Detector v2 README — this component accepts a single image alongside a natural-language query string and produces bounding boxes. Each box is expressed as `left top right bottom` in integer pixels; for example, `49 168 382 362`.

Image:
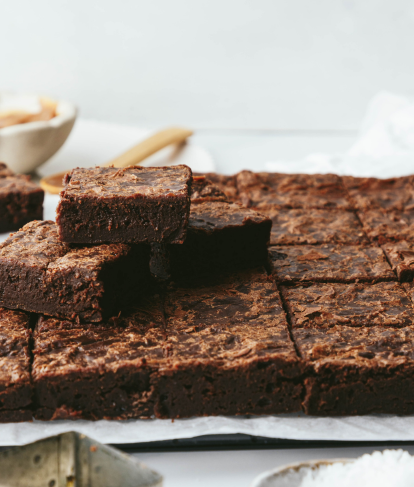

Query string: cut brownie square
196 172 239 202
0 308 32 422
156 269 304 418
32 294 166 420
270 244 394 283
0 172 43 233
343 176 414 211
0 220 150 322
282 281 414 329
358 209 414 244
382 241 414 282
56 165 192 244
261 208 367 246
169 201 272 278
236 171 351 210
293 325 414 415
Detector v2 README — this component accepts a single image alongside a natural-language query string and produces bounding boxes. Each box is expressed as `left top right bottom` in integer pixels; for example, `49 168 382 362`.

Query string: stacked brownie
2 164 414 421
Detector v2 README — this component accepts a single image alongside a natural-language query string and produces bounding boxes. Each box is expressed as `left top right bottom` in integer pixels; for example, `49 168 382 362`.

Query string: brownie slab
196 172 239 202
236 171 351 210
358 209 414 244
382 241 414 282
156 269 304 418
0 220 149 322
169 201 272 278
343 176 414 211
282 281 414 329
261 208 367 246
293 325 414 415
0 172 43 233
270 244 394 283
32 294 166 420
56 165 192 244
0 308 32 422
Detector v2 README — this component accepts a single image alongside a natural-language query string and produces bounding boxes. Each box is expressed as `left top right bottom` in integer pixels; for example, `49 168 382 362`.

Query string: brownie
190 175 227 203
282 281 414 329
0 220 150 322
343 176 414 211
0 172 43 233
56 165 192 244
156 269 304 418
236 171 351 210
0 308 32 422
32 294 166 420
270 244 395 283
382 241 414 282
261 208 367 246
169 201 272 278
196 172 239 202
358 209 414 244
293 325 414 415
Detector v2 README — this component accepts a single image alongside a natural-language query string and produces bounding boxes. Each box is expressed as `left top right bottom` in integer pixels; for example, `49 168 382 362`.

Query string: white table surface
38 128 407 486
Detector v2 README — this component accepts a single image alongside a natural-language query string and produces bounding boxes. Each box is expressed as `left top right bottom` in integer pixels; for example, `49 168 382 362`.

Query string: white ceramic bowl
250 458 354 487
0 94 77 173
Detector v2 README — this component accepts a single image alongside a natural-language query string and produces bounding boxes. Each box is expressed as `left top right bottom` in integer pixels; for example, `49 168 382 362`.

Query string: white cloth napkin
266 91 414 178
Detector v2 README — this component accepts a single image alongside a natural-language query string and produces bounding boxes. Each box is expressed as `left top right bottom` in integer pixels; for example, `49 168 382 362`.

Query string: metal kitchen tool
0 431 163 487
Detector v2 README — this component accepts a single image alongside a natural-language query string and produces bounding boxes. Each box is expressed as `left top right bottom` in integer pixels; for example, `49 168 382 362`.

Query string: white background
2 0 414 130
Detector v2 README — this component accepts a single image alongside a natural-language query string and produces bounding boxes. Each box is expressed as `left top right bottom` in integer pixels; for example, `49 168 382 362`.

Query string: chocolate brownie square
0 172 43 233
358 209 414 244
56 165 192 244
196 172 239 202
282 281 414 328
169 202 272 278
155 269 304 418
236 171 351 210
261 208 367 246
270 244 394 283
0 220 150 322
0 308 32 422
32 294 166 420
343 176 414 211
293 325 414 415
382 241 414 282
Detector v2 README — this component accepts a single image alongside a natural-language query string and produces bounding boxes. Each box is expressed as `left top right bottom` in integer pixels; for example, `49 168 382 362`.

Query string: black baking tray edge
114 434 414 453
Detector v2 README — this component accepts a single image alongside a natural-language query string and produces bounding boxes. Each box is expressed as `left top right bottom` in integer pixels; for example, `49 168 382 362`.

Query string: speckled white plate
250 459 354 487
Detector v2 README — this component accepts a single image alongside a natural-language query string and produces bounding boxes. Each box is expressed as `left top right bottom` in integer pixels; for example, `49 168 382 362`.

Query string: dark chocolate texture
358 209 414 244
0 220 149 322
270 244 394 283
196 172 239 202
56 165 192 244
382 241 414 282
236 171 351 210
157 269 303 418
0 308 32 422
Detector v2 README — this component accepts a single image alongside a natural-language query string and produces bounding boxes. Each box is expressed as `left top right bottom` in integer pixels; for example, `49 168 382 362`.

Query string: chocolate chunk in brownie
196 172 239 202
32 294 166 420
236 171 351 210
382 241 414 282
358 209 414 244
169 201 272 278
293 324 414 415
0 173 43 233
260 208 367 246
343 176 414 211
270 244 394 283
56 165 192 244
0 220 150 322
282 281 414 329
0 308 32 422
190 175 228 203
156 269 304 418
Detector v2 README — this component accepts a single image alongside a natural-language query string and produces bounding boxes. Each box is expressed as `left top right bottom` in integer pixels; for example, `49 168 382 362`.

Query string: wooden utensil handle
107 127 193 168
